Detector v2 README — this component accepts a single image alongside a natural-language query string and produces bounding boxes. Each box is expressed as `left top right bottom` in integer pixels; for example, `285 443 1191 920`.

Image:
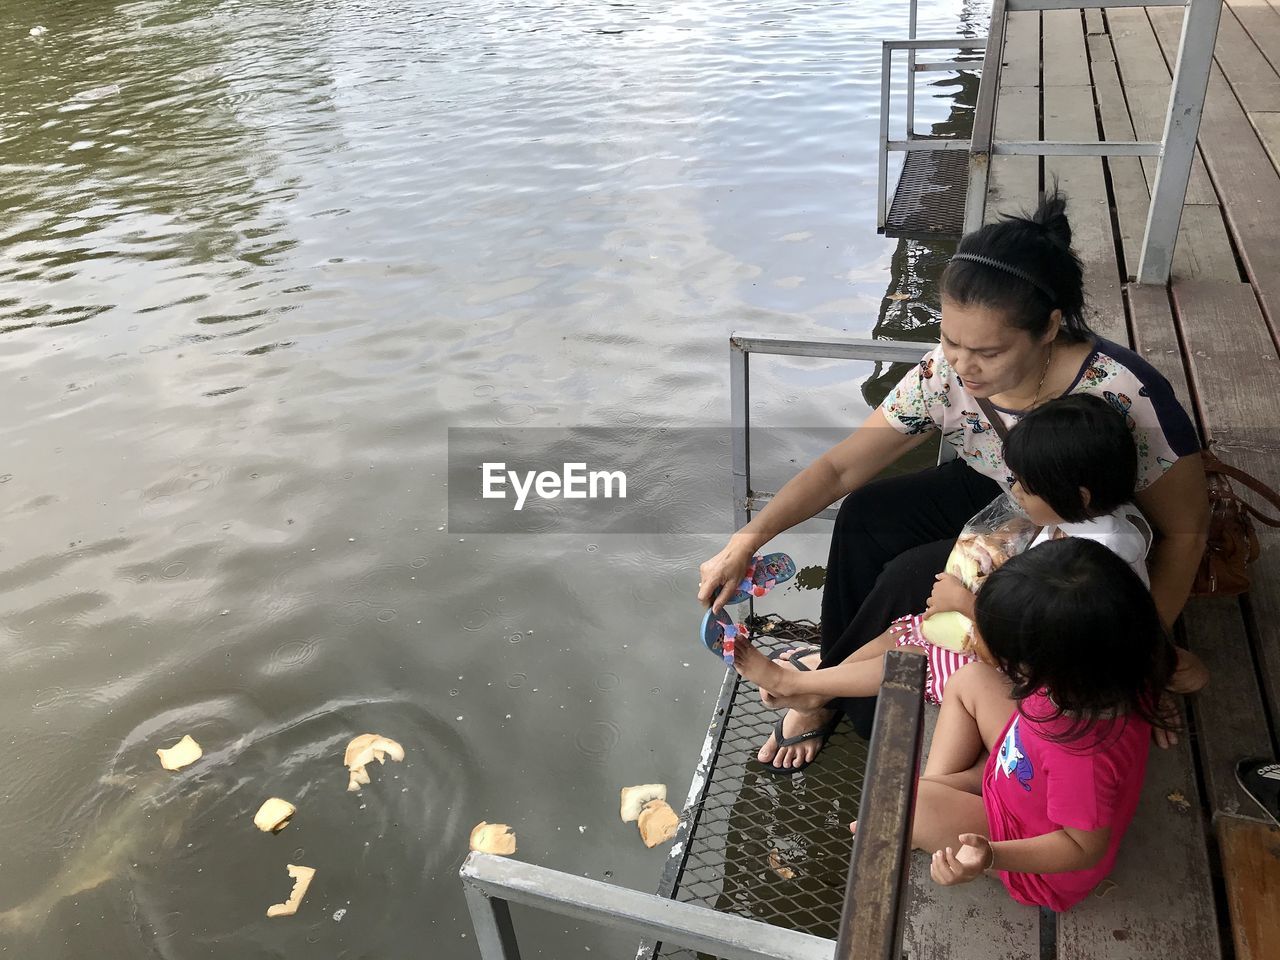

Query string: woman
697 191 1209 774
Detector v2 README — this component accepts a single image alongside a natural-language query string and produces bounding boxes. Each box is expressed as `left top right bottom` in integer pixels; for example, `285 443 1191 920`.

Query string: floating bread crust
637 799 679 848
344 734 405 792
619 783 667 823
767 849 797 880
470 821 517 855
253 798 297 833
266 864 316 918
156 735 203 771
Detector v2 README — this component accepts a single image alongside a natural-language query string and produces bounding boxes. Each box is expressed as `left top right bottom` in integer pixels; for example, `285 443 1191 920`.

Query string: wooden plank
1127 281 1198 418
1217 816 1280 960
1181 599 1273 819
1252 110 1280 174
1228 456 1280 727
1171 205 1240 282
1002 11 1041 88
988 86 1040 223
1226 0 1280 78
1146 14 1280 331
1043 9 1091 87
1171 280 1280 453
903 709 1040 960
1092 55 1236 281
1085 8 1106 36
1040 83 1109 245
1108 7 1217 204
1171 278 1280 815
1214 6 1280 114
1121 84 1218 205
1057 741 1220 960
1108 8 1170 83
1088 32 1115 63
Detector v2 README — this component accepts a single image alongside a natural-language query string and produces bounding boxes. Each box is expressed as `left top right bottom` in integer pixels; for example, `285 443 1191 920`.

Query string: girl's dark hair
974 538 1175 742
942 188 1091 342
1003 394 1137 523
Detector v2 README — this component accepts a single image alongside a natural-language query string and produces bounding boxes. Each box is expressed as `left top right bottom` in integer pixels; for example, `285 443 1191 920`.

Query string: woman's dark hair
974 538 1175 742
942 187 1091 342
1003 394 1137 523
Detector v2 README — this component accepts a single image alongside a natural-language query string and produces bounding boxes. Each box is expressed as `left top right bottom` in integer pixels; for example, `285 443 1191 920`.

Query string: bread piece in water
619 784 666 822
156 735 203 771
253 798 297 833
470 821 517 855
637 799 679 847
344 734 404 792
266 864 316 918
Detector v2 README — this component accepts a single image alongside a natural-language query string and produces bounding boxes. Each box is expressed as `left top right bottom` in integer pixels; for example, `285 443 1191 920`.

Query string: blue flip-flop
726 553 797 605
700 607 744 665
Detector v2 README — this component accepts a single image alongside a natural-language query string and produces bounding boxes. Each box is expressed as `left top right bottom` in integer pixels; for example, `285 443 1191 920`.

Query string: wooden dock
980 3 1280 957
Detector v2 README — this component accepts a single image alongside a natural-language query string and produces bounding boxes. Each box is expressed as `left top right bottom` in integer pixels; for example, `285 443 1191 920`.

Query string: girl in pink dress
903 536 1200 911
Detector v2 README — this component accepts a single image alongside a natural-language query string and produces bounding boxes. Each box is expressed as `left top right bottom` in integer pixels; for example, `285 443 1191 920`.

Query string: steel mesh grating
650 615 869 960
884 149 969 240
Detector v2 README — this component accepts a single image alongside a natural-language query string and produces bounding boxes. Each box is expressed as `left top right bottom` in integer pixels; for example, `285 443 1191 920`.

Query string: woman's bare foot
756 705 836 769
849 819 858 836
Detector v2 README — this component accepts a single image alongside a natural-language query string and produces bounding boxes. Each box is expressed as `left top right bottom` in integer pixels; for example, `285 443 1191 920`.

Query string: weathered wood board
1217 816 1280 960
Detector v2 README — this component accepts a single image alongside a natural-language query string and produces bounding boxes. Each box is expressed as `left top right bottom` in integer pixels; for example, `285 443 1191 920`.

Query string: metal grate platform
884 149 969 240
642 616 869 960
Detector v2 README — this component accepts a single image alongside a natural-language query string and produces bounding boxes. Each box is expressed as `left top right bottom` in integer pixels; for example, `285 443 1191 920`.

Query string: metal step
884 149 969 240
641 615 870 960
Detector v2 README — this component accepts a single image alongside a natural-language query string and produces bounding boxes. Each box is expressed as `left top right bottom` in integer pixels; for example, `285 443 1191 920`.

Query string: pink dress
983 692 1151 912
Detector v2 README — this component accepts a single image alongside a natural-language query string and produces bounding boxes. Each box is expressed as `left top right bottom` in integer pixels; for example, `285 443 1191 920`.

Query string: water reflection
0 1 975 956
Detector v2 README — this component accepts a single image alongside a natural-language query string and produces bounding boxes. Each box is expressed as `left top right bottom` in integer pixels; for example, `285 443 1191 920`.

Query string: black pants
819 458 1002 738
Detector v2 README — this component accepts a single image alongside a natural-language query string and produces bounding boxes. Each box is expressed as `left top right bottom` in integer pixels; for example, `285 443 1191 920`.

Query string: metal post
464 882 523 960
1136 0 1223 284
906 0 919 137
835 651 927 960
878 41 894 229
729 340 750 532
964 0 1009 233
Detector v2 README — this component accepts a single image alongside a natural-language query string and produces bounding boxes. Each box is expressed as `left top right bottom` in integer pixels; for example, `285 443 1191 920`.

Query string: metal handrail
729 334 929 530
880 0 1222 284
459 651 927 960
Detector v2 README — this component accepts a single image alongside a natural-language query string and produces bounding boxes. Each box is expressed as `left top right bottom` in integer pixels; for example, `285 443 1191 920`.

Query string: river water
0 1 979 956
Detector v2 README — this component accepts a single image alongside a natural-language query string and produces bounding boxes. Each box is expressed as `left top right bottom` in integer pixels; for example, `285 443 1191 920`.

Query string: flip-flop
759 711 841 776
767 645 822 672
700 607 747 666
1236 757 1280 826
727 553 797 605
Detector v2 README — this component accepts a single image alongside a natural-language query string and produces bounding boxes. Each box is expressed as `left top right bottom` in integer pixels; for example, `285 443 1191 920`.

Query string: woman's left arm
1135 453 1209 628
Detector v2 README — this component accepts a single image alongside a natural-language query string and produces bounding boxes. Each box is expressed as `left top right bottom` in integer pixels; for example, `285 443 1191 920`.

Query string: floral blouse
880 338 1200 490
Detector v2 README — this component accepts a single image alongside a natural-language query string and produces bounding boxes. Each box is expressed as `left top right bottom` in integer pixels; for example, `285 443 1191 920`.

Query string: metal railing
729 334 934 531
878 0 1224 284
460 651 926 960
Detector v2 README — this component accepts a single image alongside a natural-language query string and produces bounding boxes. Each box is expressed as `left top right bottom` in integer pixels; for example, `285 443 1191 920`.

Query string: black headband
950 253 1056 302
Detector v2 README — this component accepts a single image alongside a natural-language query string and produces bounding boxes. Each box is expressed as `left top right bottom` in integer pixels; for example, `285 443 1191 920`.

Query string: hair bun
1031 189 1073 250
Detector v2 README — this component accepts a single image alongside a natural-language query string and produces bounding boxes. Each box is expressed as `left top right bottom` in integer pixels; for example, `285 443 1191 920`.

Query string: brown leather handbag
1192 451 1280 597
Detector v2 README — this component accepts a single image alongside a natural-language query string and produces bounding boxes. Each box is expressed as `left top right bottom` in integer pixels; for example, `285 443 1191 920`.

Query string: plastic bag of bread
922 495 1039 652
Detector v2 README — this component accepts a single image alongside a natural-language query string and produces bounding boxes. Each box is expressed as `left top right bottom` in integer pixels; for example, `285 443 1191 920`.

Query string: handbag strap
1203 450 1280 528
975 396 1011 443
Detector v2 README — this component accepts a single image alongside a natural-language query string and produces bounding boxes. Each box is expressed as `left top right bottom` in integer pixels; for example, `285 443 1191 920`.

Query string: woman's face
939 297 1052 398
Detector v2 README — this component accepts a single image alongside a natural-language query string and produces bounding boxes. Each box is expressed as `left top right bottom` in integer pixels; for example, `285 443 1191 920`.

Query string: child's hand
930 834 993 886
924 573 976 621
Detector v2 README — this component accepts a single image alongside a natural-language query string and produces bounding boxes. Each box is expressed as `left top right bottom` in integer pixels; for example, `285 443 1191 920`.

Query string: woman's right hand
698 535 758 611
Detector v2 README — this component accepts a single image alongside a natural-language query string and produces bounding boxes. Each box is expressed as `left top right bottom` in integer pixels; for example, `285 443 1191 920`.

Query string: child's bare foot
758 647 822 708
849 820 858 836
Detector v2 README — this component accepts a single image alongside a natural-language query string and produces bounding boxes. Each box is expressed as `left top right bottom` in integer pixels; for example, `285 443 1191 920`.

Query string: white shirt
1029 504 1152 587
